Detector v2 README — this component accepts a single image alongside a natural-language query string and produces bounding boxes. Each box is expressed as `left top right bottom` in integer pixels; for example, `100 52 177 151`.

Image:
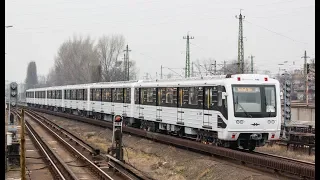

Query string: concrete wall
282 106 315 123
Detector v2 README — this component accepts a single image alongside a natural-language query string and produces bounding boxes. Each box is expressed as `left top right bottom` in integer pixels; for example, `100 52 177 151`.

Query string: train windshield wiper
235 96 252 118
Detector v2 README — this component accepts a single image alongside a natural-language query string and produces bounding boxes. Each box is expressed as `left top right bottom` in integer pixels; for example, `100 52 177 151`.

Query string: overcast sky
5 0 315 83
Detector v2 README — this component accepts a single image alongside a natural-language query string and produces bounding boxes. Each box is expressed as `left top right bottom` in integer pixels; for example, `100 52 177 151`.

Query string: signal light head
114 115 122 122
264 77 268 81
237 77 241 81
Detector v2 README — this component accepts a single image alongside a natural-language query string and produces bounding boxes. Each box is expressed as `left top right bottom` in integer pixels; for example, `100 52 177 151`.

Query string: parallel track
23 106 315 179
15 108 150 180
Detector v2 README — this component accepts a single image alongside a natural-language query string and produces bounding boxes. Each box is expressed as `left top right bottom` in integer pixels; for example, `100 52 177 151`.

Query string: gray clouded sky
5 0 315 83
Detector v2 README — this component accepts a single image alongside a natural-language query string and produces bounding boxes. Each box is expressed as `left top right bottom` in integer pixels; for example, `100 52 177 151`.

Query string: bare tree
25 61 38 89
95 35 138 82
194 58 257 77
47 35 99 86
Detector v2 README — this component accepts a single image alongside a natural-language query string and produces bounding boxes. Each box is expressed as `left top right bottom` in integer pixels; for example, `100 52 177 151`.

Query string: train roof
26 74 278 91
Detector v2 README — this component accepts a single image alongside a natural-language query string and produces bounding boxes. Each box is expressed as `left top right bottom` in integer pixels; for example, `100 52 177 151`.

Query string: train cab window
124 88 131 103
135 88 140 104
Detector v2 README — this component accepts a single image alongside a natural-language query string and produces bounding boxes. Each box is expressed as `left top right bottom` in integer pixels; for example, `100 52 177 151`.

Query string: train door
156 88 164 122
203 86 218 128
133 88 139 118
123 88 130 117
139 88 145 119
177 87 186 125
111 89 115 115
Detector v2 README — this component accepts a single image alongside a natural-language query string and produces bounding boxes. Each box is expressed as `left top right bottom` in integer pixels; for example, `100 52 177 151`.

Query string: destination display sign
234 87 259 92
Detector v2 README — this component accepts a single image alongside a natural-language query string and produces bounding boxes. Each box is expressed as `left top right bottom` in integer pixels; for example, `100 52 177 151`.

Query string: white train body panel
26 74 281 144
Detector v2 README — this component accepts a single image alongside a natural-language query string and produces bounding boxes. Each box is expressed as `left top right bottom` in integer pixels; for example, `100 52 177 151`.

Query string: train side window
158 87 177 107
135 88 140 104
158 88 166 106
106 89 111 102
74 90 77 100
147 88 153 103
84 89 87 100
178 87 203 109
188 87 198 105
112 88 123 103
90 89 93 101
93 88 101 101
124 88 131 103
102 89 106 101
117 88 123 102
77 89 83 100
66 90 70 100
141 88 155 105
102 89 111 102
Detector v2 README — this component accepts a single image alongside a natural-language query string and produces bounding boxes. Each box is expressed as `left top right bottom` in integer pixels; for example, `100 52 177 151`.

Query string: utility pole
248 55 255 74
191 62 194 77
236 10 245 74
183 33 194 78
223 60 226 75
122 53 126 81
160 65 163 79
20 109 26 180
123 45 131 81
301 50 309 104
214 60 217 75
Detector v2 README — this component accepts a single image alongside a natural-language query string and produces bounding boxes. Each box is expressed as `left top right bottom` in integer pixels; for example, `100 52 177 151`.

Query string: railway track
14 108 151 180
23 106 315 180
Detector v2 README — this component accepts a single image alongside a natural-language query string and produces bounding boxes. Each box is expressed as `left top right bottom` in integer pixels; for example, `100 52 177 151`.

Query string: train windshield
232 85 276 118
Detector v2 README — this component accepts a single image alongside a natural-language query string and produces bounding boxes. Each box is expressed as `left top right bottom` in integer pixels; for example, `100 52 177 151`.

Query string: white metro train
26 74 281 150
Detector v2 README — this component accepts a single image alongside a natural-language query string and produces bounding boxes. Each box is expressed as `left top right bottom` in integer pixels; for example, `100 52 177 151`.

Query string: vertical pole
306 79 309 106
236 10 245 74
183 33 194 78
20 109 26 180
301 50 309 103
282 75 286 138
251 55 253 73
5 102 7 172
214 60 217 75
223 60 226 75
160 65 163 79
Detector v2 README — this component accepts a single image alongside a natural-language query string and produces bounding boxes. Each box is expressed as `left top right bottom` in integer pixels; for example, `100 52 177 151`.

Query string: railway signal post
282 73 291 138
8 82 18 138
109 115 124 161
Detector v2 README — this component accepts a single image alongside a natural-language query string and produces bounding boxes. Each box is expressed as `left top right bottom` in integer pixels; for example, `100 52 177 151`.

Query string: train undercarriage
28 103 268 151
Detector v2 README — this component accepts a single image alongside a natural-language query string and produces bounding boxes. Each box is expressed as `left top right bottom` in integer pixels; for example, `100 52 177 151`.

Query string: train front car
223 74 281 151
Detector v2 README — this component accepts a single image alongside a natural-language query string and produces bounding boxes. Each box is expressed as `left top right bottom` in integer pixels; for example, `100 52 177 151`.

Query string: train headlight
239 120 244 124
267 120 271 124
236 120 240 124
271 120 275 124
